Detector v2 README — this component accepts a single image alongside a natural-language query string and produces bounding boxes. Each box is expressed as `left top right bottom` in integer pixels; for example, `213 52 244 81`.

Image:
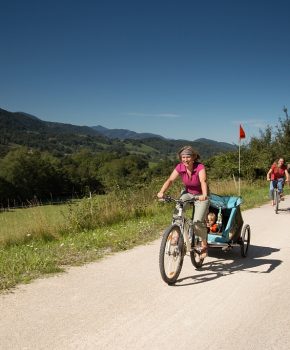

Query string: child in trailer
206 212 219 234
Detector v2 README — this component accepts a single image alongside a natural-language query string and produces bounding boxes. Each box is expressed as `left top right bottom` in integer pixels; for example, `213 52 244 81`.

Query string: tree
0 147 69 202
62 149 105 195
98 155 150 190
274 111 290 159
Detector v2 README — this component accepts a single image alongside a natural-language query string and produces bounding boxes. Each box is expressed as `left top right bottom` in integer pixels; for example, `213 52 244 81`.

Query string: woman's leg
277 178 284 194
193 199 209 253
269 180 275 205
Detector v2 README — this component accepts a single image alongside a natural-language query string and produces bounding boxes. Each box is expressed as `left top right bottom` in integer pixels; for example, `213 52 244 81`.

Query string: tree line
0 147 174 207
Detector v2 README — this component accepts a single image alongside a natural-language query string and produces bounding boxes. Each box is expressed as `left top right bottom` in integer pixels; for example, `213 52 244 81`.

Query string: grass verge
0 214 168 291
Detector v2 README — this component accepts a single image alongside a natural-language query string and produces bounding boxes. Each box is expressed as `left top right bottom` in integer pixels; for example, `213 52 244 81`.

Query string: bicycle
271 179 285 214
159 195 205 285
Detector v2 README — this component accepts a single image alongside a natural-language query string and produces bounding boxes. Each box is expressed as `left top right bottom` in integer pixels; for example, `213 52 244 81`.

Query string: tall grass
0 203 69 246
65 186 163 232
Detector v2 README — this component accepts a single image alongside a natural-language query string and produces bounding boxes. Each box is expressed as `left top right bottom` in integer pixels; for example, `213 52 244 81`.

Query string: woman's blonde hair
177 145 200 161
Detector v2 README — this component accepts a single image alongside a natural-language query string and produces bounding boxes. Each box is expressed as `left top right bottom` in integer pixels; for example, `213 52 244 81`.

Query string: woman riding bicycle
157 146 209 258
267 157 289 206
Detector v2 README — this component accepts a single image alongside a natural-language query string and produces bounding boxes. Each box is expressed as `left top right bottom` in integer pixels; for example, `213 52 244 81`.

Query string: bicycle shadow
174 244 282 286
277 207 290 213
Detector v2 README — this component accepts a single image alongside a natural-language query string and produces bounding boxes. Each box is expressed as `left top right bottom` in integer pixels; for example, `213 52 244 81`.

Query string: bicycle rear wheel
240 224 251 257
159 225 184 285
190 233 204 268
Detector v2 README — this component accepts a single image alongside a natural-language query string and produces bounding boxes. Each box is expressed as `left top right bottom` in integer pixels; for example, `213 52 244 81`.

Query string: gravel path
1 196 290 350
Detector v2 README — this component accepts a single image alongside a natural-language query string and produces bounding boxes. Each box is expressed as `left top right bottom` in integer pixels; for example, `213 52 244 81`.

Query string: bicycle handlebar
161 195 199 204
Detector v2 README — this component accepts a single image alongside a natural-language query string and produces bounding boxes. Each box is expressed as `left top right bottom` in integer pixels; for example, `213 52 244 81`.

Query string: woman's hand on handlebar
157 192 164 199
198 195 208 201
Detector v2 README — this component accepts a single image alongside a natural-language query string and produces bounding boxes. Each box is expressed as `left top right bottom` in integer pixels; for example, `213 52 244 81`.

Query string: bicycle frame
271 180 282 213
173 202 194 254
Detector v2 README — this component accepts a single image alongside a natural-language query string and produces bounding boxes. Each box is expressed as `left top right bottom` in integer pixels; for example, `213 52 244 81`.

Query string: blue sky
1 0 290 143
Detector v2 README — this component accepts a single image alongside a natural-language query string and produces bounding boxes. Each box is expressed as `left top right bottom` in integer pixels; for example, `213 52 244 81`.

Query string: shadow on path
175 244 282 287
277 206 290 213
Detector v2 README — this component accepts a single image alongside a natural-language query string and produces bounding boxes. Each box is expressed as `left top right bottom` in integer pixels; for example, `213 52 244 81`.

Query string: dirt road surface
1 197 290 350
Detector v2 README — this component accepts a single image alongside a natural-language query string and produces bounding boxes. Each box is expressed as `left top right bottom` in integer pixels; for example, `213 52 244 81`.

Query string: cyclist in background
267 158 289 206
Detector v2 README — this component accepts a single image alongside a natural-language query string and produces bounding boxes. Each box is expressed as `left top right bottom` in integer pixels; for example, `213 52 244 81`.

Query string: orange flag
239 124 246 139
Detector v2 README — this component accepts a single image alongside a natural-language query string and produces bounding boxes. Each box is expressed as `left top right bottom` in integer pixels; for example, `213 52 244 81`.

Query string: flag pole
238 137 241 196
238 124 246 197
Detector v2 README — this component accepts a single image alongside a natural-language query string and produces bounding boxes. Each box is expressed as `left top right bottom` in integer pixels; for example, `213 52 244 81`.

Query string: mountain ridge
0 107 236 158
92 125 167 140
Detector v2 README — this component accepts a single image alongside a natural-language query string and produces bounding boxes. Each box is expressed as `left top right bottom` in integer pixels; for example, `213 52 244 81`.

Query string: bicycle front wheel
274 189 279 214
159 225 184 285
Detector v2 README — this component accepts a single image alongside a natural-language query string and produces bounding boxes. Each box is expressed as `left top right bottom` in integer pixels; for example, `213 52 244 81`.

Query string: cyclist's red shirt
175 162 204 195
271 163 287 180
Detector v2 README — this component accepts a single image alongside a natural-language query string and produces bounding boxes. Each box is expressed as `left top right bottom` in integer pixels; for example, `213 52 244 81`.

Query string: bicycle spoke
164 230 181 276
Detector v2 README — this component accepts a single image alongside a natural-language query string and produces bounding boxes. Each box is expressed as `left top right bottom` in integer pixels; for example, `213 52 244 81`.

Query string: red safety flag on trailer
239 124 246 139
